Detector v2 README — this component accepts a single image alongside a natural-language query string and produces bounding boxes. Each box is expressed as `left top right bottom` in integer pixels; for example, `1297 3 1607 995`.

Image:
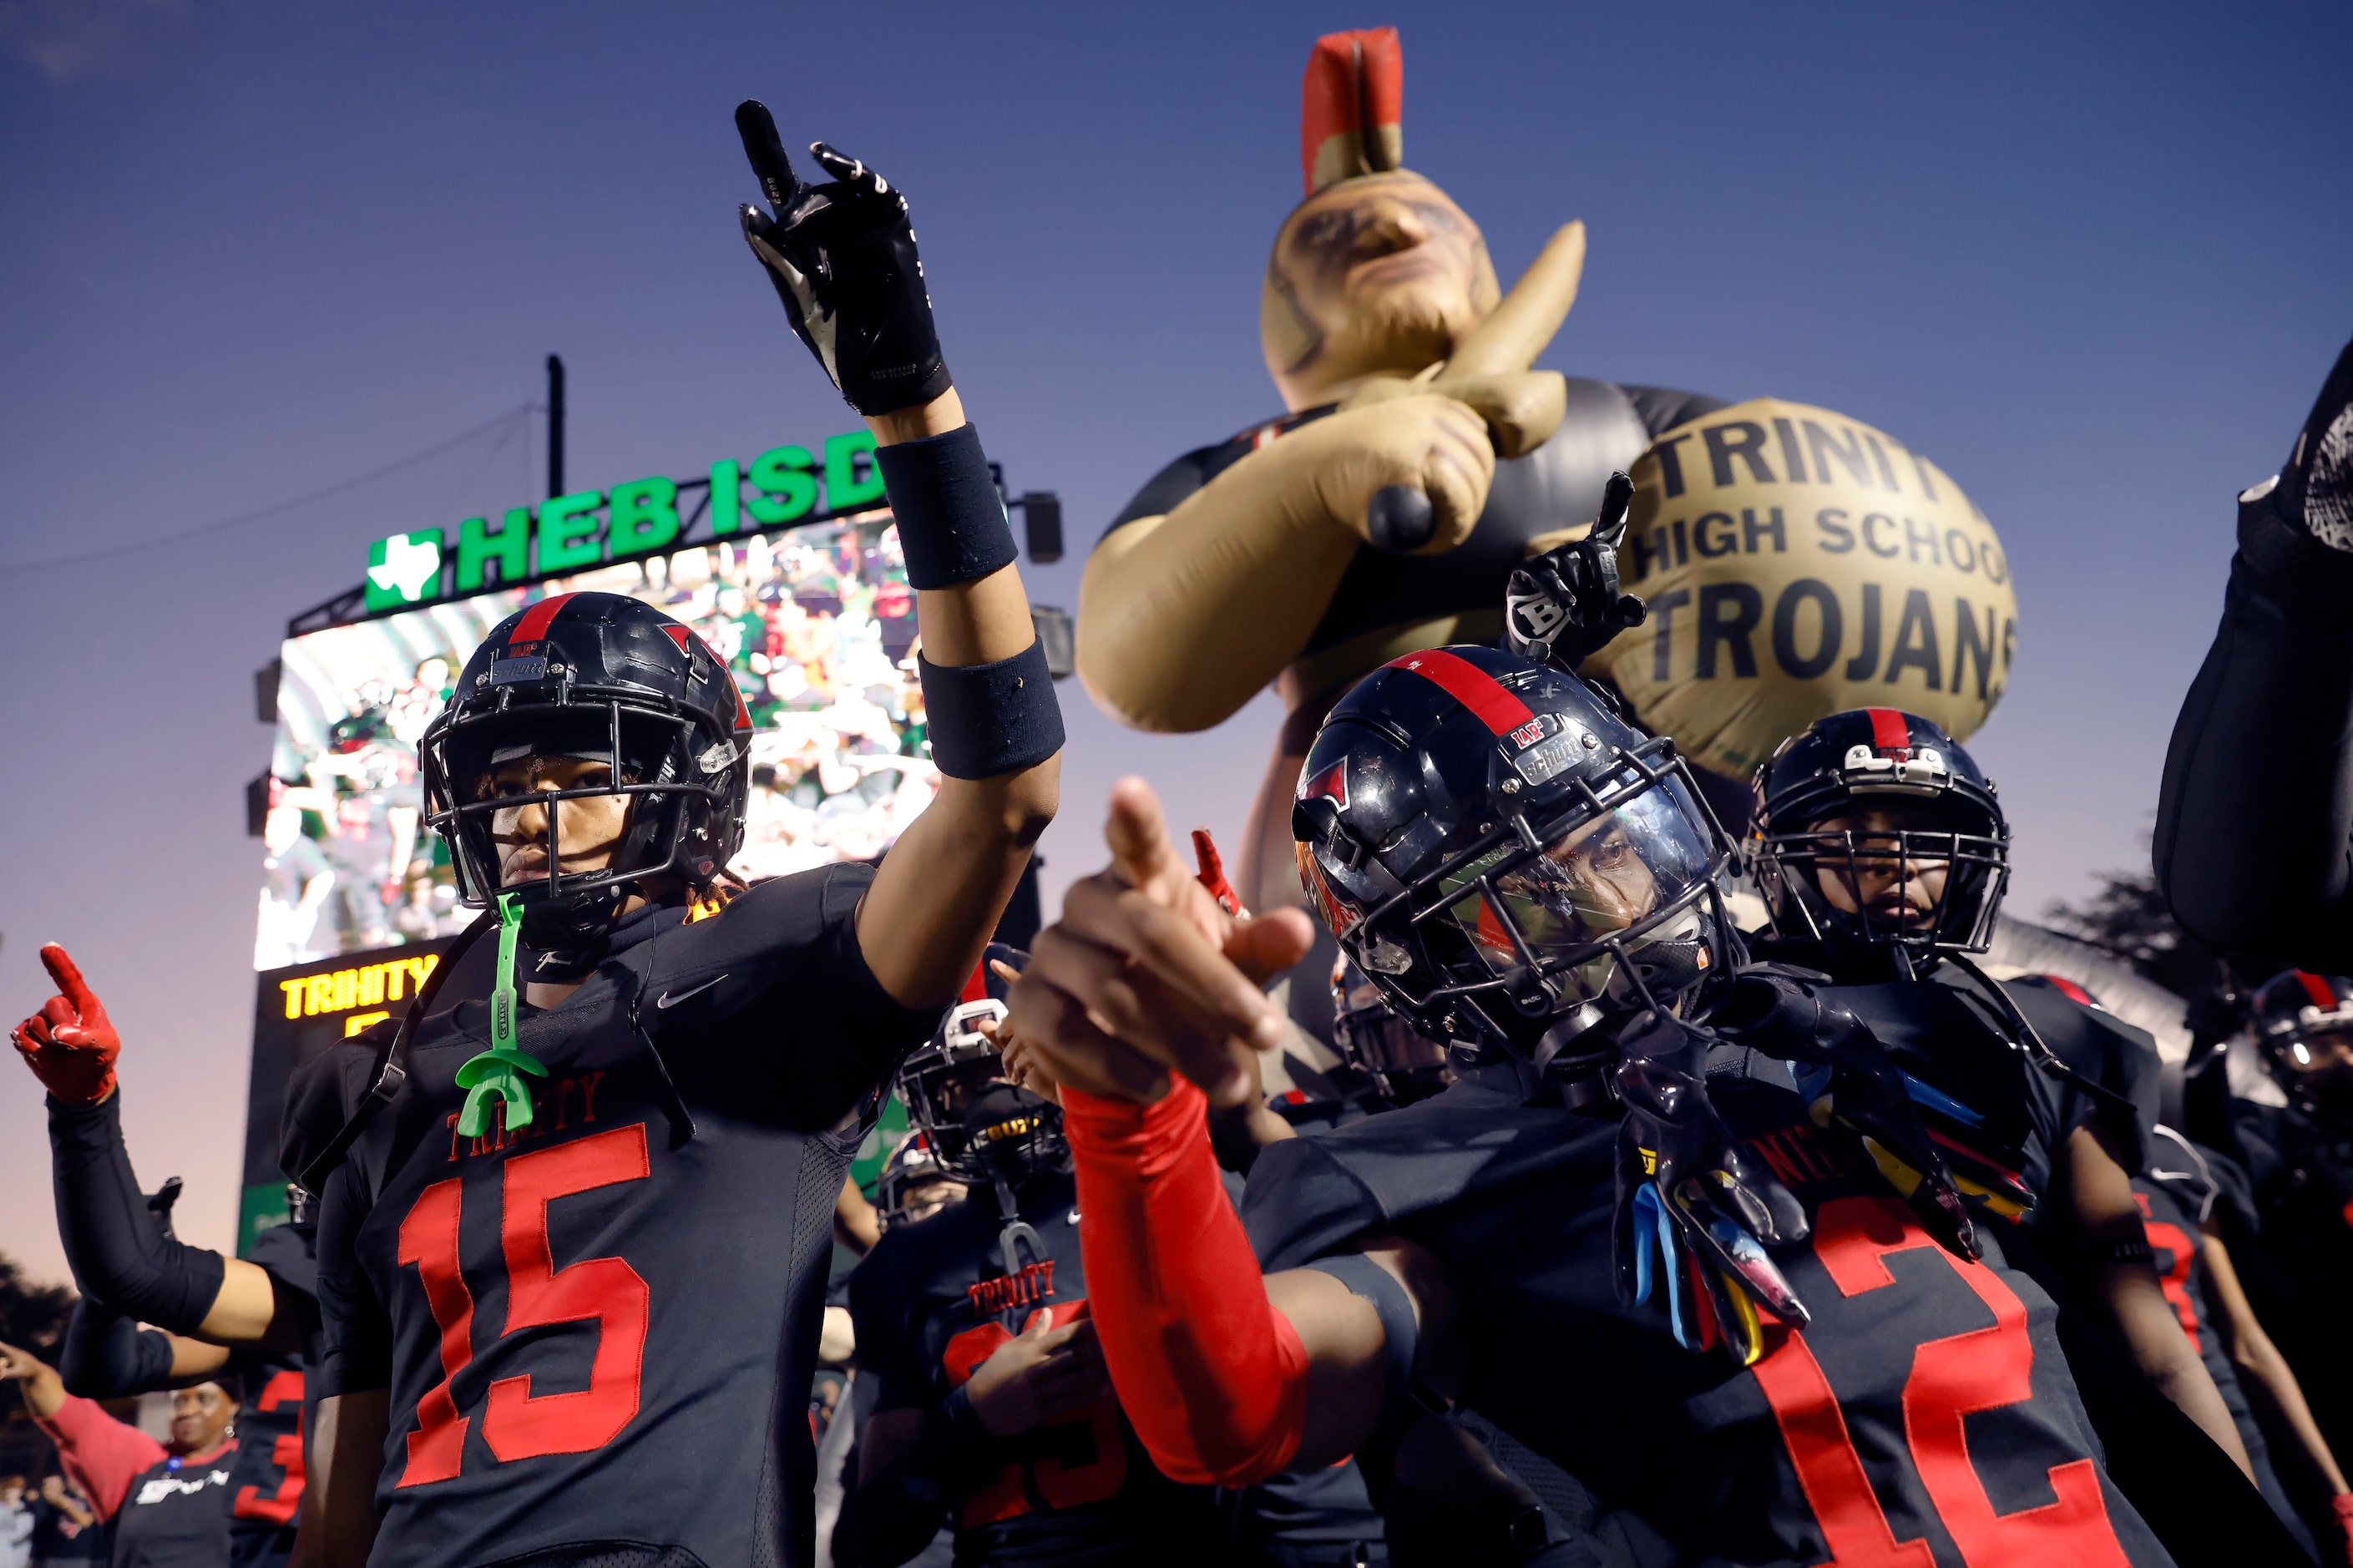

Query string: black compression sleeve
836 1403 956 1568
2154 493 2353 964
48 1093 225 1333
59 1298 175 1399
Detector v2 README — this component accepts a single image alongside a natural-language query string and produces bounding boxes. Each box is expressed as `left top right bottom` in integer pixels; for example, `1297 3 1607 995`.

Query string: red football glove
2331 1492 2353 1566
1192 828 1246 918
12 944 122 1105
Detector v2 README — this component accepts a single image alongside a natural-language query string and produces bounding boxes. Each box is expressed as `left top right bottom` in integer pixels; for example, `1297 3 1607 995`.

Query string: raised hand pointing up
12 944 122 1105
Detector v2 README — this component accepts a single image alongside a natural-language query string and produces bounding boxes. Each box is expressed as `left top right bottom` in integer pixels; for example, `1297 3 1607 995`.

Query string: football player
843 954 1387 1568
12 944 314 1565
2158 335 2353 966
839 949 1224 1566
2210 973 2353 1538
1006 641 2187 1565
291 105 1063 1568
1743 711 2316 1562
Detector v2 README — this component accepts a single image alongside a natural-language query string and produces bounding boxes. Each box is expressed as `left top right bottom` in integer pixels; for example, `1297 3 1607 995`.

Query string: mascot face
1262 170 1500 407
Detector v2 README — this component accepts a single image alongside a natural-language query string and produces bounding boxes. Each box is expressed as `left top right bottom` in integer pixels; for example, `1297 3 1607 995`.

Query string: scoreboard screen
260 513 930 970
242 508 938 1249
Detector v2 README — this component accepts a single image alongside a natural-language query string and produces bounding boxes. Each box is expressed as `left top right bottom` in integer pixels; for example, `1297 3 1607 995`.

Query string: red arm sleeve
36 1393 166 1522
1062 1078 1309 1486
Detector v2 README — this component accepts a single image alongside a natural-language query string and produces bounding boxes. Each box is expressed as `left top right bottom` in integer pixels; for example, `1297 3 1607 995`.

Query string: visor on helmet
1438 770 1721 1009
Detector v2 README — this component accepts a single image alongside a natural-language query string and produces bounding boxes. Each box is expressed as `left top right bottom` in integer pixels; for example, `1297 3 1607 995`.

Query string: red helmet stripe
1865 708 1911 755
1386 650 1535 736
2038 974 2093 1006
2298 972 2340 1009
959 959 992 1005
662 625 693 653
512 592 579 645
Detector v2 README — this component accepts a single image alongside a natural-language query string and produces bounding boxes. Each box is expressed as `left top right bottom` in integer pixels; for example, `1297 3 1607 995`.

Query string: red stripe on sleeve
511 593 579 645
1865 709 1911 755
1386 650 1535 736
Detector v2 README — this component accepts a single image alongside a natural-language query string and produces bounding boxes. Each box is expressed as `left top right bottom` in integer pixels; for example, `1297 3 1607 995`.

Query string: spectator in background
28 1477 100 1568
0 1343 239 1568
1 1476 33 1568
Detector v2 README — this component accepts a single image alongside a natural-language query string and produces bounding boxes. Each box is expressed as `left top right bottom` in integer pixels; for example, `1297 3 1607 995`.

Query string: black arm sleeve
58 1298 175 1399
2155 485 2353 967
310 1156 392 1399
48 1092 225 1333
834 1412 956 1568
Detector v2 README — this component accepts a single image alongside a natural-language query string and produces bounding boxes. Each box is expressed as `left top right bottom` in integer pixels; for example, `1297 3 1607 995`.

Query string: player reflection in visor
1447 779 1715 996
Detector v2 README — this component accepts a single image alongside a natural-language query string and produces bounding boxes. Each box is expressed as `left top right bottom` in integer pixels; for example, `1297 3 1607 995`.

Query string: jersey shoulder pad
243 1218 319 1303
277 1023 397 1188
1242 1081 1602 1270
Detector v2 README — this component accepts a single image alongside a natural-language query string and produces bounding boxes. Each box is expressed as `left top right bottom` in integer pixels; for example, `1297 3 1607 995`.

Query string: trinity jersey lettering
307 865 935 1568
850 1171 1220 1565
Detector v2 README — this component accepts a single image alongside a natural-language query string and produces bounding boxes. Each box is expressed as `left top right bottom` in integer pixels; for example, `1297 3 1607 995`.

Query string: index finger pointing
733 99 800 215
38 945 95 1016
1103 777 1185 895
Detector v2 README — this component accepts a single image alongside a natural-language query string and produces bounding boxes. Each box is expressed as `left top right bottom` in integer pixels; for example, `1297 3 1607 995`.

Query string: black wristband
877 423 1017 589
919 640 1064 780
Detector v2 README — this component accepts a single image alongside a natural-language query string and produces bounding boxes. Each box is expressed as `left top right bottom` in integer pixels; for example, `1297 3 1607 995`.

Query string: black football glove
734 101 952 417
2274 335 2353 552
1612 1010 1809 1364
1504 470 1647 666
1710 964 1982 1262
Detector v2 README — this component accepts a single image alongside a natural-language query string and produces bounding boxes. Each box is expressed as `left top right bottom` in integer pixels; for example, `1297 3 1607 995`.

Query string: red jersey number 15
394 1123 652 1485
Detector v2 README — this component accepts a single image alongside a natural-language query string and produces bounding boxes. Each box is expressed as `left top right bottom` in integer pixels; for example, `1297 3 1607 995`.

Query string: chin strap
457 893 549 1137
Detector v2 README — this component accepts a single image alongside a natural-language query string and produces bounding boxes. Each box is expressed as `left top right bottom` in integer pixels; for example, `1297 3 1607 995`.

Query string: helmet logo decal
1298 759 1349 810
1386 649 1535 736
1508 718 1545 749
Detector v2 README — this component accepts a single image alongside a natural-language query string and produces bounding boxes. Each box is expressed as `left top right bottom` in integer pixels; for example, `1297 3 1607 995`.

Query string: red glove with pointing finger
12 944 122 1105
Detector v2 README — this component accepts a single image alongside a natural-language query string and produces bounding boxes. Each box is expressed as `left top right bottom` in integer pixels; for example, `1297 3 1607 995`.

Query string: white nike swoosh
655 974 727 1009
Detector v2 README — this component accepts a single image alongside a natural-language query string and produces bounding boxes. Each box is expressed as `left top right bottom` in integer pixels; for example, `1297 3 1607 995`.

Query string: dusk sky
1 0 2345 1284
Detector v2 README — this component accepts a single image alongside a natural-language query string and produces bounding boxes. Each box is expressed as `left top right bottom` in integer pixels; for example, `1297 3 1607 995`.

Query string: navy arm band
918 640 1064 779
876 422 1018 589
1303 1252 1419 1436
49 1093 226 1333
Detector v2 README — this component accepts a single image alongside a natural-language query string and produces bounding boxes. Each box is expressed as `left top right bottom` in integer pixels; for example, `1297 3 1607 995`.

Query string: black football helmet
872 1133 963 1227
896 946 1068 1186
1329 958 1455 1107
419 591 753 948
2250 970 2353 1115
1293 645 1737 1072
1748 709 2007 968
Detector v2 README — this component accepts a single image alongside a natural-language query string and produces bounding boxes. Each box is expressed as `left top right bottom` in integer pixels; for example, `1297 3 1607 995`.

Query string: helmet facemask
1309 736 1738 1068
423 697 741 950
2253 975 2353 1120
1755 801 2006 969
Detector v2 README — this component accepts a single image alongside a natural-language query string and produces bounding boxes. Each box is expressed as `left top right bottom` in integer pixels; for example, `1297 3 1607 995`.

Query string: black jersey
1242 1061 2173 1566
1101 382 1723 665
2132 1130 2312 1550
306 865 935 1568
224 1222 315 1564
849 1169 1221 1565
2227 1096 2353 1465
